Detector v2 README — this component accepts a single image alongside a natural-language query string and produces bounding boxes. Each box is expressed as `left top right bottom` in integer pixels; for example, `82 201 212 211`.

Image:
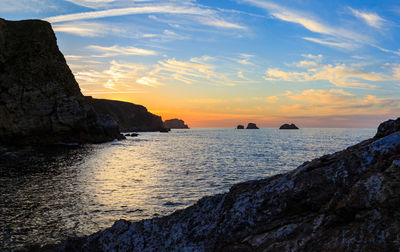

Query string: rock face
0 19 123 145
164 119 189 129
237 125 244 129
280 123 299 129
91 98 166 132
246 123 259 129
55 118 400 251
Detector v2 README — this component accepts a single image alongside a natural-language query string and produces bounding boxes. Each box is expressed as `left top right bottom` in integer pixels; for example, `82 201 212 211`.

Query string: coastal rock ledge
49 122 400 251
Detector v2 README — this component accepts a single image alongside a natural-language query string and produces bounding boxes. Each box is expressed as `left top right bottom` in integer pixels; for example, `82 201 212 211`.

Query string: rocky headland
164 118 189 129
0 18 123 145
279 123 299 129
91 98 167 132
50 119 400 250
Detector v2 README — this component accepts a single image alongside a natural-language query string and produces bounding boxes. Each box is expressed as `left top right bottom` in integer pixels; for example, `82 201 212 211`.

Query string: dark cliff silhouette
91 98 167 132
0 18 123 145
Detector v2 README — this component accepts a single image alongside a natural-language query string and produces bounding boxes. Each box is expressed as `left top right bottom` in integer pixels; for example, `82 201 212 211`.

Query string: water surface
0 128 375 249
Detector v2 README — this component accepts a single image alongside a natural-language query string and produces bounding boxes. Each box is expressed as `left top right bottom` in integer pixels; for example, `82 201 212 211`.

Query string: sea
0 128 375 249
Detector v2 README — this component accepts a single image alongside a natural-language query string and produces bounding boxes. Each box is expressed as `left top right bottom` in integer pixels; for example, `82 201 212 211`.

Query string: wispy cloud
237 53 255 65
88 45 157 56
148 58 218 85
282 89 400 116
242 0 371 49
263 54 393 88
44 3 245 30
349 7 385 29
303 37 354 49
197 17 247 30
71 60 152 91
65 0 119 9
136 77 160 87
52 21 125 37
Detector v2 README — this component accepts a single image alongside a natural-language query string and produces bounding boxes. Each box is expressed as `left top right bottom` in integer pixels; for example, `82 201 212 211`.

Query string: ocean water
0 128 375 249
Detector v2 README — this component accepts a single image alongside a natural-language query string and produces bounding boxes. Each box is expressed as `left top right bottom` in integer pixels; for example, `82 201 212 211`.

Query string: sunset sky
2 0 400 127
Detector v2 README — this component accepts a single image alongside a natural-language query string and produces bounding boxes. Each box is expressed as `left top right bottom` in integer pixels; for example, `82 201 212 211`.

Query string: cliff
0 18 123 145
91 98 166 132
164 118 189 129
54 118 400 251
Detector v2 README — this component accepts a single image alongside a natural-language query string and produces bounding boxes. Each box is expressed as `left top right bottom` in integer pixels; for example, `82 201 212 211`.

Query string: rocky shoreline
36 118 399 251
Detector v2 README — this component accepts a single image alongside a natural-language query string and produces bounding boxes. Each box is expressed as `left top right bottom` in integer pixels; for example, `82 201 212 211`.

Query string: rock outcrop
91 98 166 132
279 123 299 129
0 18 123 145
237 125 244 129
54 118 400 251
246 123 259 129
164 119 189 129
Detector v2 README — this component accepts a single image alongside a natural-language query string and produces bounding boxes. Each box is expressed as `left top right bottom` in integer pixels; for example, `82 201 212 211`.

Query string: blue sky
1 0 400 127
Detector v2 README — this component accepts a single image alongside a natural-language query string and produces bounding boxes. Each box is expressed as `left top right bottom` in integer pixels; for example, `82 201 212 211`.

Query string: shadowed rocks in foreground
53 119 400 250
0 18 123 145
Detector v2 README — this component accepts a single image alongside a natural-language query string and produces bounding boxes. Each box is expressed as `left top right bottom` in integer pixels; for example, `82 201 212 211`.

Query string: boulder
0 18 123 145
279 123 299 129
246 123 259 129
236 125 244 129
54 117 400 251
164 119 189 129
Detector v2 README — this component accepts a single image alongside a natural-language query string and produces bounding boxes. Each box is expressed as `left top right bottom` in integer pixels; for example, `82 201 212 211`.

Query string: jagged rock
236 125 244 129
91 98 166 132
374 117 400 139
279 123 299 129
164 119 189 129
53 117 400 251
0 18 123 145
246 123 259 129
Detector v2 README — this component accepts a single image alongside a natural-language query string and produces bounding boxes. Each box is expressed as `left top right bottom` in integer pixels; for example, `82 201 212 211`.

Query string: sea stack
236 125 244 129
164 119 189 129
0 18 123 145
279 123 299 129
246 123 259 129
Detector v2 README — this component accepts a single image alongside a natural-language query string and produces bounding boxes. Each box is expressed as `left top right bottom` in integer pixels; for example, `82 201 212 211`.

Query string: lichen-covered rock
53 118 400 251
164 118 189 129
0 19 123 145
91 98 166 132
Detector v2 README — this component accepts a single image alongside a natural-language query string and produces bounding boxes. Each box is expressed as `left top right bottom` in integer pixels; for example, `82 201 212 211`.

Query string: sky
1 0 400 128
